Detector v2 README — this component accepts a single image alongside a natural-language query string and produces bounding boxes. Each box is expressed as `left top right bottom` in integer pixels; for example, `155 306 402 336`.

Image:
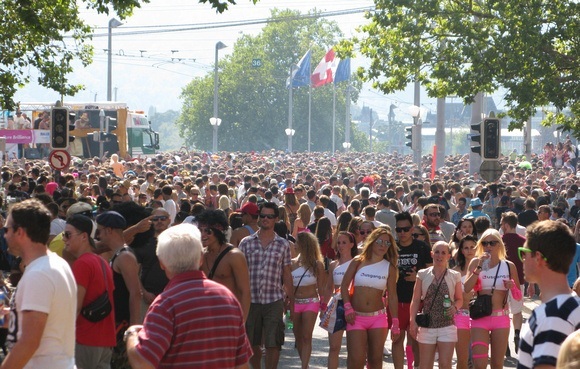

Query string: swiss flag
311 49 340 88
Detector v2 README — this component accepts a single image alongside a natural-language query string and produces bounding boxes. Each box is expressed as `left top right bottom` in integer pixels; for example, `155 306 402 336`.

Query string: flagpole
308 64 312 153
345 82 351 151
288 65 294 152
332 84 336 153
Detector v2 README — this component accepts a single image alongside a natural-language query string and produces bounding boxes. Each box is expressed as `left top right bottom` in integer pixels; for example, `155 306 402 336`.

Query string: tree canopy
0 0 258 111
343 0 579 136
177 9 362 152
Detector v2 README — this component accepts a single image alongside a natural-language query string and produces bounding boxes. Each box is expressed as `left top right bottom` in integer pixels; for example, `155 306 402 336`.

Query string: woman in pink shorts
341 227 400 369
453 235 477 369
464 229 521 369
291 232 326 369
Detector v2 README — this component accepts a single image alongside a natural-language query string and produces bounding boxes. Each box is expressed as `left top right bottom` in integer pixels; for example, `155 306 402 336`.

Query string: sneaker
383 346 391 356
514 336 520 354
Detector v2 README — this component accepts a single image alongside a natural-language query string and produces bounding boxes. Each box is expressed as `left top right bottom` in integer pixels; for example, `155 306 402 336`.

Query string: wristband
391 318 400 334
473 270 480 275
344 302 354 316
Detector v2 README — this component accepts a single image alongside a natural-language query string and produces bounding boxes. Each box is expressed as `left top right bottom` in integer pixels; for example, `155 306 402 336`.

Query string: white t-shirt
164 198 177 223
8 252 77 369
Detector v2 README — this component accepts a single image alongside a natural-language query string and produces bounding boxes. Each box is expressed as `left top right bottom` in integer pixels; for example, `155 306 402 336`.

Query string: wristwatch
123 326 142 342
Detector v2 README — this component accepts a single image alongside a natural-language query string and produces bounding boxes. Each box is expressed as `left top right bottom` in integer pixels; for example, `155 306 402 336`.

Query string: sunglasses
481 240 499 247
375 239 391 247
395 226 411 233
427 212 441 217
359 230 372 235
63 231 81 239
191 193 200 196
259 214 276 219
152 216 168 222
518 247 548 262
198 227 214 235
412 233 423 239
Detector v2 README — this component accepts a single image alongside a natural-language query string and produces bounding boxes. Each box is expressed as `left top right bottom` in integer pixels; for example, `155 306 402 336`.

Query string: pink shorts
454 309 471 330
470 309 510 330
294 301 319 314
347 310 389 331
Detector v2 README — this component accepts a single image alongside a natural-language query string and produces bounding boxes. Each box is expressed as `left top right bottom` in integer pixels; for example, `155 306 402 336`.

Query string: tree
1 0 258 111
177 9 361 152
342 0 579 136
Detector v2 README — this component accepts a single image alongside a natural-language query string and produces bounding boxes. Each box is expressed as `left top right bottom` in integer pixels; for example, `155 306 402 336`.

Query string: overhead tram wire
77 6 374 38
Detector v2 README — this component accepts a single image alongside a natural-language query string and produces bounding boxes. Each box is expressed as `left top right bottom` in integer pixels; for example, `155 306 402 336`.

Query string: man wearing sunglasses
239 202 293 369
390 211 433 369
517 220 580 369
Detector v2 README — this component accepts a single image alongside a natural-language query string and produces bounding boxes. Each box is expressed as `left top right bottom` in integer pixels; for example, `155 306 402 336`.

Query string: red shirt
72 253 116 347
135 270 252 368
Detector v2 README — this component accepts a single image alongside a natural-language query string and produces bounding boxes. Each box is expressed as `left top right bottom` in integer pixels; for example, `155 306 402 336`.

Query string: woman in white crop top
323 231 357 369
463 229 521 369
340 227 400 369
290 232 325 369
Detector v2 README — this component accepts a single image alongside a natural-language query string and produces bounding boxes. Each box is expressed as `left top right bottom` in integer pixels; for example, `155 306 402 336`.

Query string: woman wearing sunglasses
324 231 357 369
452 235 478 369
463 229 521 369
291 232 326 369
409 241 463 369
341 228 399 369
413 225 432 247
357 220 376 252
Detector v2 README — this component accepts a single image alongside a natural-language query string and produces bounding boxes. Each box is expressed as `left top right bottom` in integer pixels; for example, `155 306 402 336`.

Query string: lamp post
285 128 295 152
107 18 122 101
211 41 227 152
342 141 351 152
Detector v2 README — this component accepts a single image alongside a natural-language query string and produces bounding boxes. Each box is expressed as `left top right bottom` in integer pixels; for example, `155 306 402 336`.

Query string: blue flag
286 50 311 88
334 58 351 84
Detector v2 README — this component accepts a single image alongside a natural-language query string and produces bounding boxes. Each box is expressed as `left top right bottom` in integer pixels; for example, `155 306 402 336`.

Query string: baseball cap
67 202 93 217
240 202 260 216
96 211 127 229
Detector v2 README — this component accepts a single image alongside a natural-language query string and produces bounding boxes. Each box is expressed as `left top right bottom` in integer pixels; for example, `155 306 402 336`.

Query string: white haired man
125 223 252 368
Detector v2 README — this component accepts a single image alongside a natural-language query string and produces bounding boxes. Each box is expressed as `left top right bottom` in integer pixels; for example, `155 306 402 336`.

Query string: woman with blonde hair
284 187 300 231
291 232 326 369
464 229 521 369
410 241 463 369
341 228 400 369
557 328 580 369
278 205 291 232
292 203 312 238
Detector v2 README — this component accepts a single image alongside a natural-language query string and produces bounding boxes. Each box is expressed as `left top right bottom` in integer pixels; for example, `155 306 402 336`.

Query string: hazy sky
14 0 502 122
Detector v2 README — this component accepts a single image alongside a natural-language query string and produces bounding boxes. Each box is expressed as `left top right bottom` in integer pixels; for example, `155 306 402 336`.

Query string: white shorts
508 284 524 314
417 325 458 345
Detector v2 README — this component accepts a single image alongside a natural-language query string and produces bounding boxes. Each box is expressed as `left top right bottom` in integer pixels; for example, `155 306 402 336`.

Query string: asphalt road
275 297 541 369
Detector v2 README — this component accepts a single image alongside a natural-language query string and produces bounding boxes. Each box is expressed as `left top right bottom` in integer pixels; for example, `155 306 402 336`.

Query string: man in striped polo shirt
125 223 252 369
517 221 580 369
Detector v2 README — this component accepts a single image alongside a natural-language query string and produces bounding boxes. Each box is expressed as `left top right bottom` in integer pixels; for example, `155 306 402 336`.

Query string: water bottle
0 291 5 325
285 310 293 330
443 294 452 318
482 252 491 271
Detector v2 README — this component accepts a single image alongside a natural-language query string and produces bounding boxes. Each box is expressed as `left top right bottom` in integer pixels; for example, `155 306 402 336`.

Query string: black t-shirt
396 239 433 303
518 209 538 227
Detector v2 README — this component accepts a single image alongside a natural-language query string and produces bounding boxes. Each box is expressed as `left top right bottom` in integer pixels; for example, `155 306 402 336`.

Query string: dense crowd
0 145 579 369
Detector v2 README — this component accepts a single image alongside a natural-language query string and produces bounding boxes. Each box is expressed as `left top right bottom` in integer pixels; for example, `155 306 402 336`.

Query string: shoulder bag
416 269 447 328
81 257 113 323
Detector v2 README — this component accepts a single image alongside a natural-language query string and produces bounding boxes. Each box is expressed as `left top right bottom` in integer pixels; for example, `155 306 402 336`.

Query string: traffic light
405 125 419 150
483 118 500 159
51 107 69 149
470 121 482 155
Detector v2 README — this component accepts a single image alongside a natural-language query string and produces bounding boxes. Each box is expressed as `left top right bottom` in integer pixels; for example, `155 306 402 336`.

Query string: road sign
49 149 71 171
479 159 502 182
252 58 262 68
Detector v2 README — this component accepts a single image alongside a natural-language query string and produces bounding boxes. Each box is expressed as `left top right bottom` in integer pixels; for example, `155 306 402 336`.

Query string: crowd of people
0 145 578 369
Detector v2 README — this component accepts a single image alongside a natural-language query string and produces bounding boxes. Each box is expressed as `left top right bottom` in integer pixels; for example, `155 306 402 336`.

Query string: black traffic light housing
483 118 500 159
405 125 419 150
470 122 482 155
405 126 413 148
51 108 69 149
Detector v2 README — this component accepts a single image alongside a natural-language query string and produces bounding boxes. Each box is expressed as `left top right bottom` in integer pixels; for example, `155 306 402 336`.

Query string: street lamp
107 18 122 101
211 41 227 152
209 117 222 152
342 142 351 152
285 128 295 152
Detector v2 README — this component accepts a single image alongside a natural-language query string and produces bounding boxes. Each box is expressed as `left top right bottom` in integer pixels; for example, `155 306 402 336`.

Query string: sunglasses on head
481 240 499 247
395 226 411 233
259 214 276 219
152 216 168 222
